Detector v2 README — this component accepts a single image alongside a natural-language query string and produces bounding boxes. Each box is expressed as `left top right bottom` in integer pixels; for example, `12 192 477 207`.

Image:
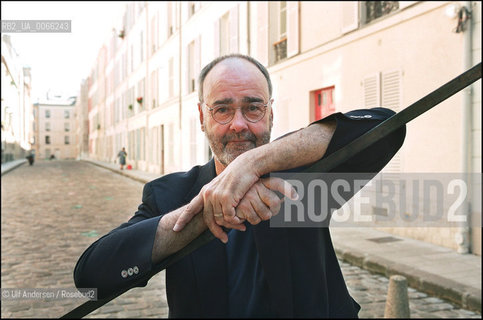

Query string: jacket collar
183 158 216 203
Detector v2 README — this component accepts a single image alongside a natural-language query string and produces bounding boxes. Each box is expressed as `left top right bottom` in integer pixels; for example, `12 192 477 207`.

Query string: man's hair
198 54 272 102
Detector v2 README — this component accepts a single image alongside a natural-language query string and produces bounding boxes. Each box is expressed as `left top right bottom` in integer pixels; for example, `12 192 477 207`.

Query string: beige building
1 35 34 163
74 80 89 159
33 96 77 160
86 1 481 254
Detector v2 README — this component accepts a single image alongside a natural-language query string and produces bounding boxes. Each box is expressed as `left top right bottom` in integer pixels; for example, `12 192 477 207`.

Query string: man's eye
247 104 262 112
215 106 230 114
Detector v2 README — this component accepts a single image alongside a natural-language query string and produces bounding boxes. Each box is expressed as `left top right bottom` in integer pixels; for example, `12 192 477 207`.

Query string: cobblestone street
1 160 481 318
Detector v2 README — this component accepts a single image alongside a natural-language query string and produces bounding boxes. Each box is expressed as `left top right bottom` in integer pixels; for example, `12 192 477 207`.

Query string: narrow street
1 160 480 318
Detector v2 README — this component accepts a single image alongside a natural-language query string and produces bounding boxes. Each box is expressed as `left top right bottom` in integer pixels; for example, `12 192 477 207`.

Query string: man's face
199 58 273 169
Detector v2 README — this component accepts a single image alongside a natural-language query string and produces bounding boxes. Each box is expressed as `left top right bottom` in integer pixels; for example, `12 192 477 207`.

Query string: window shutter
341 2 359 34
362 73 380 108
257 2 269 66
229 5 239 53
195 35 201 91
381 69 403 174
381 70 402 111
286 1 299 58
214 19 220 57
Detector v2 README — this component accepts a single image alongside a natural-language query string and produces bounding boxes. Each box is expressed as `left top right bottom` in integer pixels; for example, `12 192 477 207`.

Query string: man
74 54 406 318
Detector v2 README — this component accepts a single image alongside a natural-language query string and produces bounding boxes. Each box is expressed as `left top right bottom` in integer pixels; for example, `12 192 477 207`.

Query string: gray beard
205 130 271 166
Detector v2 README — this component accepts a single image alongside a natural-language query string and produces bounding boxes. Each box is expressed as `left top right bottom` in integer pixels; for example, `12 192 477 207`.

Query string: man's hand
173 176 298 243
234 178 298 225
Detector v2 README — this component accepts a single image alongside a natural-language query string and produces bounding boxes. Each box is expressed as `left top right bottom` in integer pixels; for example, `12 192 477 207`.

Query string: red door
314 86 335 121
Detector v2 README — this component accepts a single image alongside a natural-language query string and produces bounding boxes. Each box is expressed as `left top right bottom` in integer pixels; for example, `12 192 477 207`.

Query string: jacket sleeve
317 107 406 173
73 182 162 299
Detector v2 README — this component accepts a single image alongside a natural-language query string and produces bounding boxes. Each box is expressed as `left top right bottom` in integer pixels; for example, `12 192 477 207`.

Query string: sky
2 1 126 101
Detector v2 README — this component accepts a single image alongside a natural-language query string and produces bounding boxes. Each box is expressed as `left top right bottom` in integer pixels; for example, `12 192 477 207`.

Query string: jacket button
128 268 134 276
121 270 128 278
133 266 139 274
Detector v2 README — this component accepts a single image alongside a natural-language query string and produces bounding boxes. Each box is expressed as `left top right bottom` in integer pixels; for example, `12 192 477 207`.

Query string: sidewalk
330 227 481 313
1 159 27 176
44 158 482 314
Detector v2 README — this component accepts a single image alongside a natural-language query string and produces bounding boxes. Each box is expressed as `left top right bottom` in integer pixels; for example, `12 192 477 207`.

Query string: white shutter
195 35 201 92
382 69 403 174
363 73 380 108
214 19 220 58
286 1 299 58
229 5 239 53
257 2 269 66
341 2 359 34
381 70 402 111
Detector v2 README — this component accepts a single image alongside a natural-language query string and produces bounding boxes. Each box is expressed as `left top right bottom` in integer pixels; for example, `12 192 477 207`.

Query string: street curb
335 246 482 313
1 159 27 176
80 159 151 184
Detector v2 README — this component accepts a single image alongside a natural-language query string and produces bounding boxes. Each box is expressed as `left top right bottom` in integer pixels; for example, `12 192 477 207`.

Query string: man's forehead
203 58 269 99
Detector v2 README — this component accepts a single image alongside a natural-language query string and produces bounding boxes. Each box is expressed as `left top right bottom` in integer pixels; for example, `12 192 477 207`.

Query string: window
150 15 158 55
65 122 70 132
137 78 145 111
188 2 199 18
188 40 196 93
313 86 335 121
279 1 287 39
167 2 177 37
219 12 230 56
363 1 399 25
45 135 51 144
190 117 197 165
64 110 70 119
139 30 144 63
168 57 174 98
45 122 50 132
45 109 50 118
151 69 159 108
65 136 70 145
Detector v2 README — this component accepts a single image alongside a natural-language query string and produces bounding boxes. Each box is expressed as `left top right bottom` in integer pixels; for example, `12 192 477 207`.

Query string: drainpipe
455 1 472 254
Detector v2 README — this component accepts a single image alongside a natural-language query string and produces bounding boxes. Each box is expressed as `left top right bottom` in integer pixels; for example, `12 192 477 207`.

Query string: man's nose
229 108 249 132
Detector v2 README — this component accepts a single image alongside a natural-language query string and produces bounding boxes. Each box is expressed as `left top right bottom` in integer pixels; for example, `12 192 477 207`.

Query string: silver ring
214 213 223 218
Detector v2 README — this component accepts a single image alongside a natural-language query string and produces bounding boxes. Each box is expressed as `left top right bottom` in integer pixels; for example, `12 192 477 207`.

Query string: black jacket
74 108 406 318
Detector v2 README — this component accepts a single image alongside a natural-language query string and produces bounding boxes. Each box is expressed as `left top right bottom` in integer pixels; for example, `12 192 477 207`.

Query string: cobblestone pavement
1 160 481 318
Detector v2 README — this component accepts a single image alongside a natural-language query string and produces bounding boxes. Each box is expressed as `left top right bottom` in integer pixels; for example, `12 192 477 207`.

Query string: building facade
1 35 34 163
33 96 77 160
74 80 89 160
85 1 481 254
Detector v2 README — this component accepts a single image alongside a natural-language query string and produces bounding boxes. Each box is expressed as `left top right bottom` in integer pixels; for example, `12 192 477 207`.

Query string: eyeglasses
204 100 271 125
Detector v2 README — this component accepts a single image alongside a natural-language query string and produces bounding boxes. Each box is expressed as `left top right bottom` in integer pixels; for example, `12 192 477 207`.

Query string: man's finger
173 193 203 232
204 200 229 244
261 177 299 200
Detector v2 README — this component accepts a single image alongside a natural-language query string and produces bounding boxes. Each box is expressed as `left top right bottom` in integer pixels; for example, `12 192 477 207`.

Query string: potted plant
119 29 125 39
136 97 143 104
128 104 133 111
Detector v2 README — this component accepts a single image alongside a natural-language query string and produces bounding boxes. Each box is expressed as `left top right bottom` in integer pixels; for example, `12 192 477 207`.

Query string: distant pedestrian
117 147 127 170
26 152 35 166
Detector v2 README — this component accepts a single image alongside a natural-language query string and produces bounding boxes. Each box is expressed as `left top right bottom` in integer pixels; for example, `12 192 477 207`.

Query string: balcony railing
273 37 287 63
365 1 399 24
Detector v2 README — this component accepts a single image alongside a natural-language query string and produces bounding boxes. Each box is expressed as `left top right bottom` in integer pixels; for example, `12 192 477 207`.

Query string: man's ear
198 103 204 132
269 102 274 130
